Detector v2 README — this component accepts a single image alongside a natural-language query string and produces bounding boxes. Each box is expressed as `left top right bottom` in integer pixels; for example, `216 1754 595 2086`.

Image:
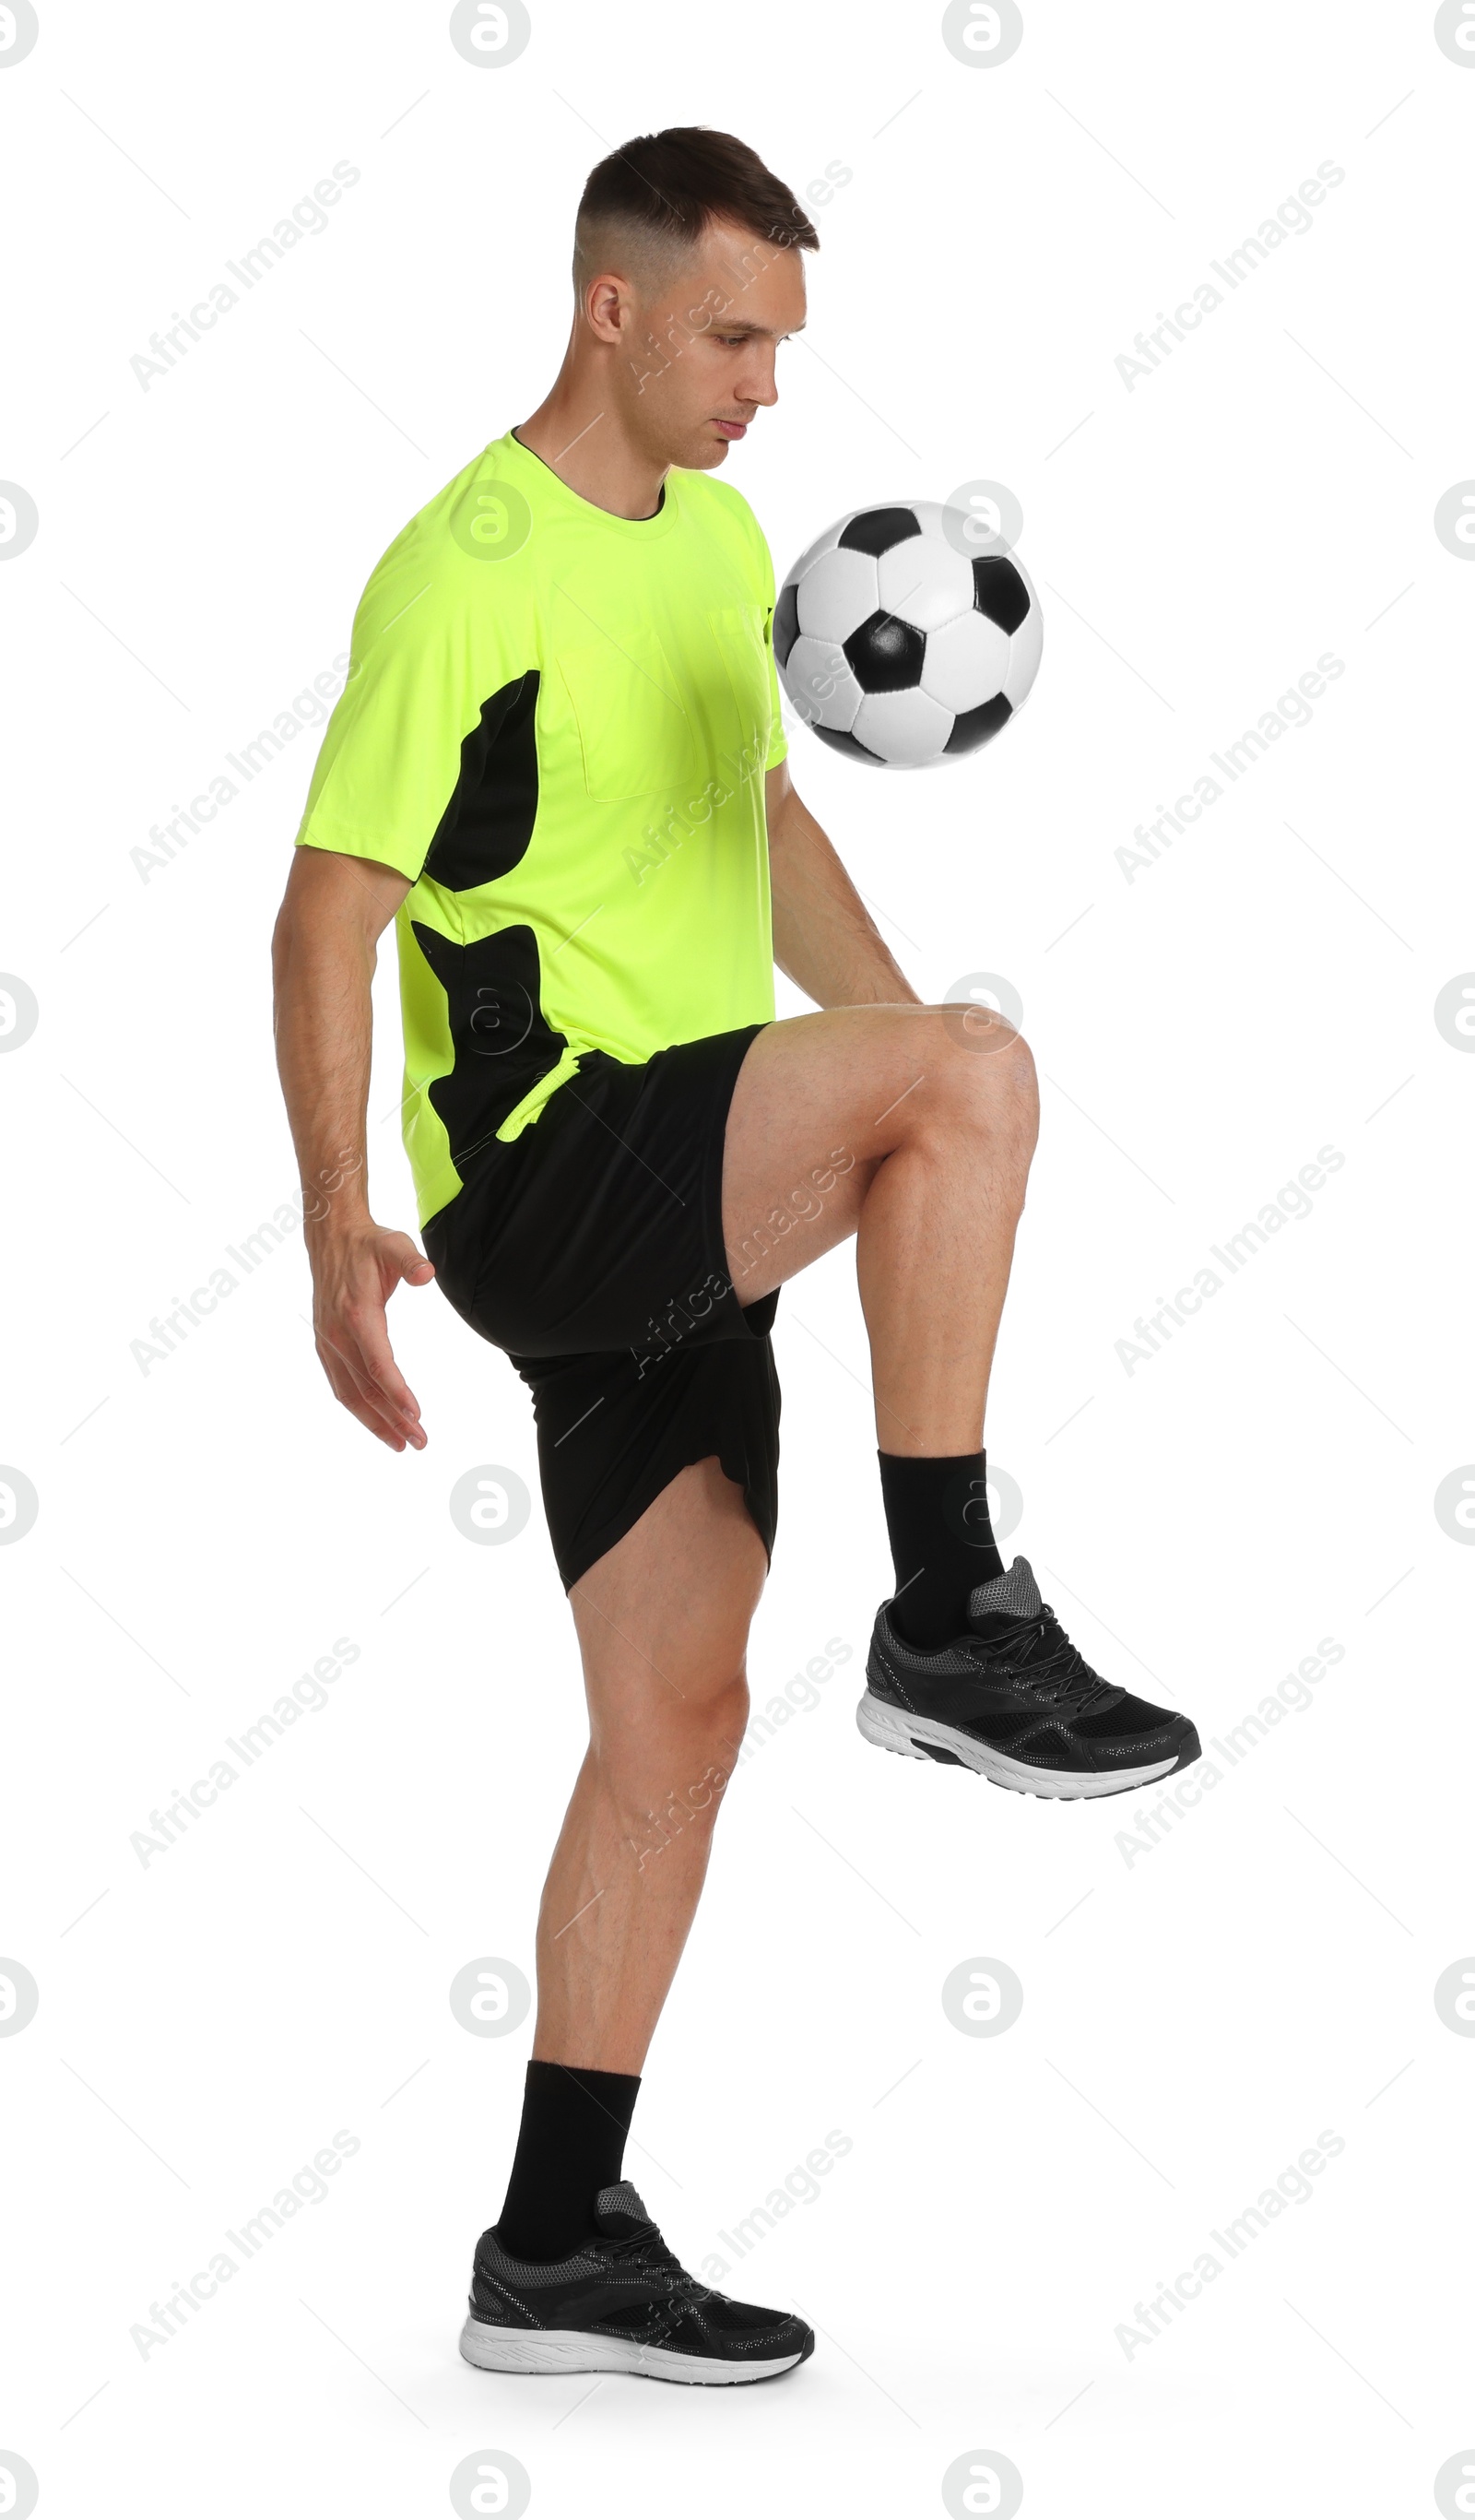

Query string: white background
2 1 1472 2513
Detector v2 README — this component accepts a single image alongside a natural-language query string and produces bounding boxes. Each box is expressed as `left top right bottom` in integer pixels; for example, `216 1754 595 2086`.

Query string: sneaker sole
856 1688 1190 1800
458 2314 809 2385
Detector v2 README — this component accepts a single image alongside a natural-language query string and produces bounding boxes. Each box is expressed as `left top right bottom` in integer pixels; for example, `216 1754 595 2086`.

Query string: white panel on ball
783 635 864 731
796 548 880 645
787 515 851 579
919 609 1013 713
853 684 953 766
876 534 974 633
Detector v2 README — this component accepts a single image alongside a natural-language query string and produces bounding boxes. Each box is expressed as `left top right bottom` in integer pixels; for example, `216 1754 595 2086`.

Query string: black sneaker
458 2181 815 2386
859 1556 1200 1800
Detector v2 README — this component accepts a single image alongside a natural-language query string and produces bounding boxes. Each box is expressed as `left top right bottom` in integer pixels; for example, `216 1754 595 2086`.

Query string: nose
735 350 779 411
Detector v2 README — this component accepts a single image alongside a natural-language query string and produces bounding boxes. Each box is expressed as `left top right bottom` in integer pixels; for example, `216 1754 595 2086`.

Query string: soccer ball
773 501 1043 767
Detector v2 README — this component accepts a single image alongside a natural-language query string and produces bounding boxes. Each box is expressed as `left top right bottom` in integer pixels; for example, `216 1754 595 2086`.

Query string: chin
684 435 729 471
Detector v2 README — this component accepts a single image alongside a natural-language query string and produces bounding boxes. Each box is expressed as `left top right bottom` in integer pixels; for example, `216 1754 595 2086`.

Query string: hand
309 1221 435 1450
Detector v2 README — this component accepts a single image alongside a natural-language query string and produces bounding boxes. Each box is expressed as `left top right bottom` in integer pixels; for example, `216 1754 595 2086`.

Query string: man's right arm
271 845 435 1452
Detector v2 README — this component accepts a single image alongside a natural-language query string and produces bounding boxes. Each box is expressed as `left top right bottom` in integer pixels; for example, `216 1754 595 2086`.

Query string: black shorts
421 1023 779 1591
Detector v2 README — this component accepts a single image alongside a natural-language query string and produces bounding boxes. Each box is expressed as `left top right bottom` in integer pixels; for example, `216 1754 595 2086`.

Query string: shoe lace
966 1605 1118 1715
601 2226 720 2333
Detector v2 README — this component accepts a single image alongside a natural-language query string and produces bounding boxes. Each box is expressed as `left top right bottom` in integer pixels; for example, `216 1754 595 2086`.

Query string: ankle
493 2058 643 2262
878 1448 1003 1647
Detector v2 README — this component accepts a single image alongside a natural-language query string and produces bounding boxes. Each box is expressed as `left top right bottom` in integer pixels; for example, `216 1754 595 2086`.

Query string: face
593 219 808 472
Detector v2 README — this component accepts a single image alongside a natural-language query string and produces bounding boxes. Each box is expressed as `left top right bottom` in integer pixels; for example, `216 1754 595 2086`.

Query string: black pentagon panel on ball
971 556 1031 636
843 610 926 693
811 722 886 764
773 578 801 669
838 506 923 559
943 692 1013 754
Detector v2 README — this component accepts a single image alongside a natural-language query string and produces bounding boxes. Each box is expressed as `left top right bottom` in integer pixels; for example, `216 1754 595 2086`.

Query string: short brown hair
573 126 819 297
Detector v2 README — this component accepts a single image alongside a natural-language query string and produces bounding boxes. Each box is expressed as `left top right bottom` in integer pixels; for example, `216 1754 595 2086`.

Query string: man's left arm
764 760 920 1010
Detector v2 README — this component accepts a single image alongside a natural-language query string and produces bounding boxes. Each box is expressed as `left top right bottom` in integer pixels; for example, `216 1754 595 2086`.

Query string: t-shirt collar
501 426 680 538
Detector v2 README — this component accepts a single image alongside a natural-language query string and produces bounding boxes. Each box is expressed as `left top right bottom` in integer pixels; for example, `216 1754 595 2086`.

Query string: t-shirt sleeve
293 551 512 883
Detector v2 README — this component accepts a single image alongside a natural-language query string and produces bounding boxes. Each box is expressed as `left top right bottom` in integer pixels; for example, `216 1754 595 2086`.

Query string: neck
514 381 667 522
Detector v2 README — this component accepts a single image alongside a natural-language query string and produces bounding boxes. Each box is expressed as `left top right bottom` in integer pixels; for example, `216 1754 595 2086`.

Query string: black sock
878 1449 1004 1649
494 2059 643 2262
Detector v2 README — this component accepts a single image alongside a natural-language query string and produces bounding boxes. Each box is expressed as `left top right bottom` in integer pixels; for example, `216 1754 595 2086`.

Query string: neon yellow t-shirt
293 427 789 1226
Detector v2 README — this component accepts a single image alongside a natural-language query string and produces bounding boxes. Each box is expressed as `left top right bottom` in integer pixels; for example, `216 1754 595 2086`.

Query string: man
273 125 1199 2389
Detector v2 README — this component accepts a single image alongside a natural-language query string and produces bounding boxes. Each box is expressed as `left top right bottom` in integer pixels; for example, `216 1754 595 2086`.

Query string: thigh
722 1000 1019 1301
570 1457 766 1757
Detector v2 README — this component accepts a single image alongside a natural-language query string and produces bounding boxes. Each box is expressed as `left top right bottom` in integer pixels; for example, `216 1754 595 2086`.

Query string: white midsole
856 1688 1179 1799
458 2315 802 2385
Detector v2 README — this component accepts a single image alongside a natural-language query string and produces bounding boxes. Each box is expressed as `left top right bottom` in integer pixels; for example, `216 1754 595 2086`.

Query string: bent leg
722 1002 1039 1453
531 1454 766 2076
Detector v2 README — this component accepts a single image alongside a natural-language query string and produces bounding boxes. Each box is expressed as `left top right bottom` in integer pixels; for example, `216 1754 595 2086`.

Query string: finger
321 1354 407 1449
341 1304 425 1436
379 1231 436 1289
326 1321 426 1450
317 1336 411 1450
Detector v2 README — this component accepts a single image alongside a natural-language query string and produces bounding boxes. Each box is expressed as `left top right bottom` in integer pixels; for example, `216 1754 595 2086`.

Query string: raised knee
922 1005 1039 1160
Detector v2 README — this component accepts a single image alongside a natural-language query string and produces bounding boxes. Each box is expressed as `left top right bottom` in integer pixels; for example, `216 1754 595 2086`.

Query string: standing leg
491 1455 764 2263
541 1454 765 2072
463 1452 817 2384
